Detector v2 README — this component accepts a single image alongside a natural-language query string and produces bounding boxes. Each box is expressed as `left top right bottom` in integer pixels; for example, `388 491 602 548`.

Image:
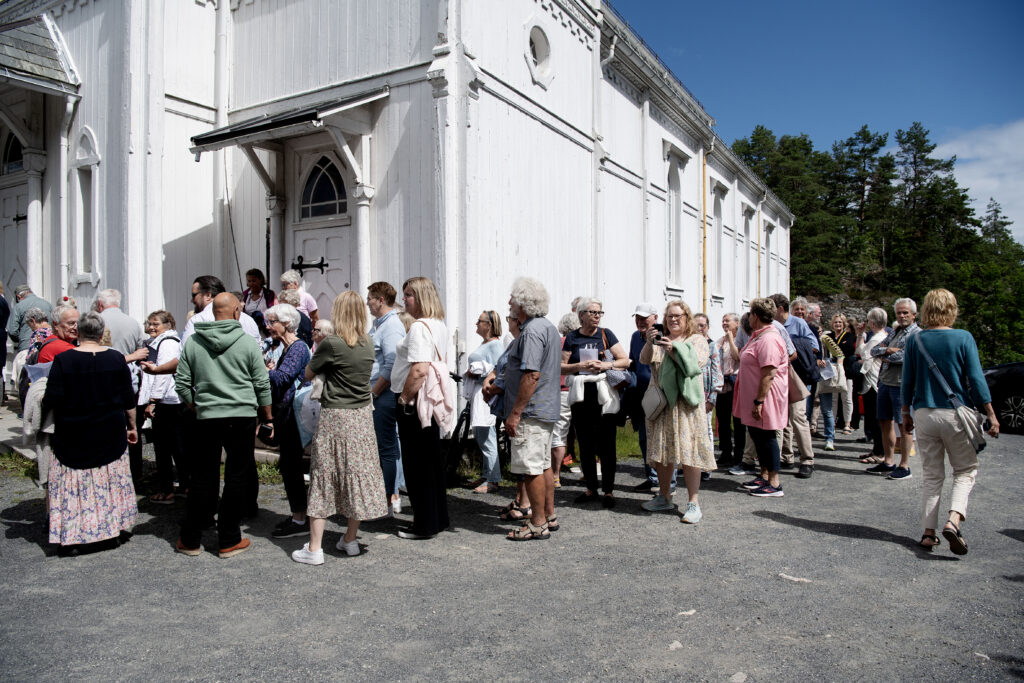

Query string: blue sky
611 0 1024 236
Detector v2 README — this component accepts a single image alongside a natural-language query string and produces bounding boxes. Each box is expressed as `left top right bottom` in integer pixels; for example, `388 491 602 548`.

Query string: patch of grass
256 461 283 485
0 449 39 480
616 424 641 460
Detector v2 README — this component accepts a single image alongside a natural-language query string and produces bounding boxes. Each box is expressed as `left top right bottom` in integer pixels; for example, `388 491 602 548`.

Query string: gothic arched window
2 133 23 174
300 156 347 218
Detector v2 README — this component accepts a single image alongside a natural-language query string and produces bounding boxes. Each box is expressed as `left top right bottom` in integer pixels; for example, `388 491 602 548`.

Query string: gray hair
265 303 300 333
278 289 301 307
315 320 334 335
723 313 740 323
14 284 31 298
510 277 550 318
575 297 602 316
790 296 809 310
807 302 821 315
96 288 121 307
25 307 48 324
557 312 581 335
280 269 301 286
51 303 76 326
893 297 917 314
77 311 105 342
866 307 888 328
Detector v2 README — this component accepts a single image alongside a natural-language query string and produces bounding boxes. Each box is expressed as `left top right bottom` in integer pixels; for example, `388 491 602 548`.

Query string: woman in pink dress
733 298 790 497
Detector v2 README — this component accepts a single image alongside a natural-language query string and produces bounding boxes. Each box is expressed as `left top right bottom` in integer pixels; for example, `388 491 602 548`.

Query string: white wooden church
0 0 791 366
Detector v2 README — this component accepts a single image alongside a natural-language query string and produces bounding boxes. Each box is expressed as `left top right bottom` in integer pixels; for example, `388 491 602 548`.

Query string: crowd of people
1 271 999 559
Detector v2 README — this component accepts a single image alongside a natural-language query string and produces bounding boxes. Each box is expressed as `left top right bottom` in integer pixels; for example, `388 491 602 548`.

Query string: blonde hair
663 299 698 337
398 311 415 331
331 291 369 346
920 288 958 328
402 276 445 320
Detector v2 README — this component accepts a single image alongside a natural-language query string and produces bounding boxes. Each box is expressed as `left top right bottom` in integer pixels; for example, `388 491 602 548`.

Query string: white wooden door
0 183 28 297
290 226 355 315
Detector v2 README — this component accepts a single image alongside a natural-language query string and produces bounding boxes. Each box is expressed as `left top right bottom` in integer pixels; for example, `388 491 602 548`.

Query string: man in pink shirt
733 298 790 497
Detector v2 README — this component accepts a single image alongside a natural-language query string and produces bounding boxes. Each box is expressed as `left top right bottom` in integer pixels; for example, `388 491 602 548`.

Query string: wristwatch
753 399 764 405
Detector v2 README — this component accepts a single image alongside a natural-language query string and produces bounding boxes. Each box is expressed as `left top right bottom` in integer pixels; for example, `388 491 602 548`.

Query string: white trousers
915 407 979 530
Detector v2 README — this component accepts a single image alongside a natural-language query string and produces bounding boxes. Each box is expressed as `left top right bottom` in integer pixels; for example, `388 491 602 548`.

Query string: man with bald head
174 292 272 559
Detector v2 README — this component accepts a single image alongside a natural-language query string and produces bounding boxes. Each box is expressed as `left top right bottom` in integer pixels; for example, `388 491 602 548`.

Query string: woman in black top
561 297 630 508
824 313 857 433
43 311 138 552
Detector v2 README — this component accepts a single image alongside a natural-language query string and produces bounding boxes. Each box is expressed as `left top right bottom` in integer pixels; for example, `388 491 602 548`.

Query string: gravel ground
1 405 1022 681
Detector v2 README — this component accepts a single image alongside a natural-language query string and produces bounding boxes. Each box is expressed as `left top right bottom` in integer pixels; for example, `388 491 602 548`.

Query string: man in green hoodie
174 293 273 558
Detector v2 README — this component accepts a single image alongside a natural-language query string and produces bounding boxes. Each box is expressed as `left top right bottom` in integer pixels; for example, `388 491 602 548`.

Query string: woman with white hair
43 311 138 554
856 307 889 463
466 310 504 494
279 270 319 324
561 296 629 508
264 303 313 539
550 311 580 488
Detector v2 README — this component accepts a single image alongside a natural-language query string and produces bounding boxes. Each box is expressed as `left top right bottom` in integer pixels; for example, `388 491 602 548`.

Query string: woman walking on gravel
901 289 998 555
291 291 387 565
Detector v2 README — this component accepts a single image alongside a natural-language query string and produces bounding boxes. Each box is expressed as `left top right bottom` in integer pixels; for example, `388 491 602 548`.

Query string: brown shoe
218 538 251 559
175 539 201 556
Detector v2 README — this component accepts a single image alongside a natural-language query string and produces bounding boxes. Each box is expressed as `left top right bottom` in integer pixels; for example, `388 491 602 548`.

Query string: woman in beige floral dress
640 300 715 524
291 291 388 565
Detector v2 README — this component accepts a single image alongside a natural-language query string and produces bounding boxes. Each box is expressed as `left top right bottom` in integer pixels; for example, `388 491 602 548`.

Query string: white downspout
212 0 229 279
58 96 77 299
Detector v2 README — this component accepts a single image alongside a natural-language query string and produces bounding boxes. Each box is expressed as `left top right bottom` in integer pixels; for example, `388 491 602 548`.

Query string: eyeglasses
665 314 685 321
505 316 514 323
266 318 279 326
583 310 604 317
189 290 200 300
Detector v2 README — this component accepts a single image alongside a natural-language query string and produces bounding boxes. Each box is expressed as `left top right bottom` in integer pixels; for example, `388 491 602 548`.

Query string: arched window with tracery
2 133 23 174
300 156 347 218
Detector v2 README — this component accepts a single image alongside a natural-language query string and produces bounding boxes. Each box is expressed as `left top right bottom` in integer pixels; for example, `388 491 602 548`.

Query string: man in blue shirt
368 281 407 514
770 293 817 479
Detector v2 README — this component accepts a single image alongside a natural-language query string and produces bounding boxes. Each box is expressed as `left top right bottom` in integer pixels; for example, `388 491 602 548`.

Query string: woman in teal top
901 289 999 555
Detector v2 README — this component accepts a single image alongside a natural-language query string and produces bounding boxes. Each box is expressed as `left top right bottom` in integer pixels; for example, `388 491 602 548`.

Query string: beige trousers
915 407 979 530
782 399 815 464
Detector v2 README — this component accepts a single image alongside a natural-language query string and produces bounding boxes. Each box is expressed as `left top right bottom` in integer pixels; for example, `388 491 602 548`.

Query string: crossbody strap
415 319 443 362
915 338 965 409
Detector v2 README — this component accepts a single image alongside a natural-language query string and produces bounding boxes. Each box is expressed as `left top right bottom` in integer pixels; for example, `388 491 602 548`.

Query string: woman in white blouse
135 310 184 503
392 276 450 540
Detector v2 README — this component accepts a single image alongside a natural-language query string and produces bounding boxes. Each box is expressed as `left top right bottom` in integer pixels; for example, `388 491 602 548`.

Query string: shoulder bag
915 340 987 453
642 380 668 421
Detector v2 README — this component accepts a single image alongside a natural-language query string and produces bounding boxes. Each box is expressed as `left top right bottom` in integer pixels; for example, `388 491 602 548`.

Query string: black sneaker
272 517 309 538
796 464 814 479
632 480 655 492
866 463 895 475
780 461 795 470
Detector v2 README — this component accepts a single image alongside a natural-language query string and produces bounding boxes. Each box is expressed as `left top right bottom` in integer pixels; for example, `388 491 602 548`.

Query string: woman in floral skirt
291 291 387 565
43 311 138 554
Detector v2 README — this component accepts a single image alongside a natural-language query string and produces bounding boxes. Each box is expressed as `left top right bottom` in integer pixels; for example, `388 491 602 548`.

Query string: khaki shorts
510 417 555 475
550 391 572 448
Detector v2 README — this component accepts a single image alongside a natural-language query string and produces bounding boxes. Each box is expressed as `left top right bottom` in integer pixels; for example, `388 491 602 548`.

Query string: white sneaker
291 543 324 565
825 440 835 451
336 537 360 556
391 498 402 515
681 502 703 524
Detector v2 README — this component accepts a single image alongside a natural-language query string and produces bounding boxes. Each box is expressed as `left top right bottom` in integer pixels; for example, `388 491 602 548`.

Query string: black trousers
180 416 257 550
127 404 147 486
397 408 449 535
276 414 306 514
862 387 883 455
715 390 745 466
153 403 188 494
571 384 618 495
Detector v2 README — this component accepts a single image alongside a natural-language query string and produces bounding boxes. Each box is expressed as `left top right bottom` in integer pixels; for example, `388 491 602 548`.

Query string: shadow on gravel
987 653 1024 678
998 528 1024 543
752 510 959 560
1 498 49 551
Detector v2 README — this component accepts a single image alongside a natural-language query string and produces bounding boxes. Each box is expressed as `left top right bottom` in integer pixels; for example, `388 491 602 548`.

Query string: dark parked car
984 362 1024 434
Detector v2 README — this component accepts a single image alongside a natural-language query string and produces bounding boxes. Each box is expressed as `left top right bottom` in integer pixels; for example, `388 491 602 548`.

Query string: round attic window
529 26 550 74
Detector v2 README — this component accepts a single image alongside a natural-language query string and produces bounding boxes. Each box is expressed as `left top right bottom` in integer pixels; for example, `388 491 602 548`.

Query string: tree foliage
733 122 1024 365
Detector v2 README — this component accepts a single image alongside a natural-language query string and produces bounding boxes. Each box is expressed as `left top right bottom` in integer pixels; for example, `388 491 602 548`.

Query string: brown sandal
507 521 550 541
149 492 175 505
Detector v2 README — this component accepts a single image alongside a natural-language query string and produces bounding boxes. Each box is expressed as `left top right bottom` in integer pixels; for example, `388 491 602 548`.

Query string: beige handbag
642 382 668 421
788 365 810 403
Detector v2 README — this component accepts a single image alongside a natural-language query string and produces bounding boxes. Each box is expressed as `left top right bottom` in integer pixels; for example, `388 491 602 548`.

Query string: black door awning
190 85 389 156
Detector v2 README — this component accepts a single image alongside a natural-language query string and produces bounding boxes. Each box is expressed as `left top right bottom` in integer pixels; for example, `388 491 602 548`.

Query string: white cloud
934 119 1024 242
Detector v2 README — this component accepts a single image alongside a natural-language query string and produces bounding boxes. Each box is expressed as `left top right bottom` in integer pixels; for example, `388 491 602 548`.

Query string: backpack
18 337 58 407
